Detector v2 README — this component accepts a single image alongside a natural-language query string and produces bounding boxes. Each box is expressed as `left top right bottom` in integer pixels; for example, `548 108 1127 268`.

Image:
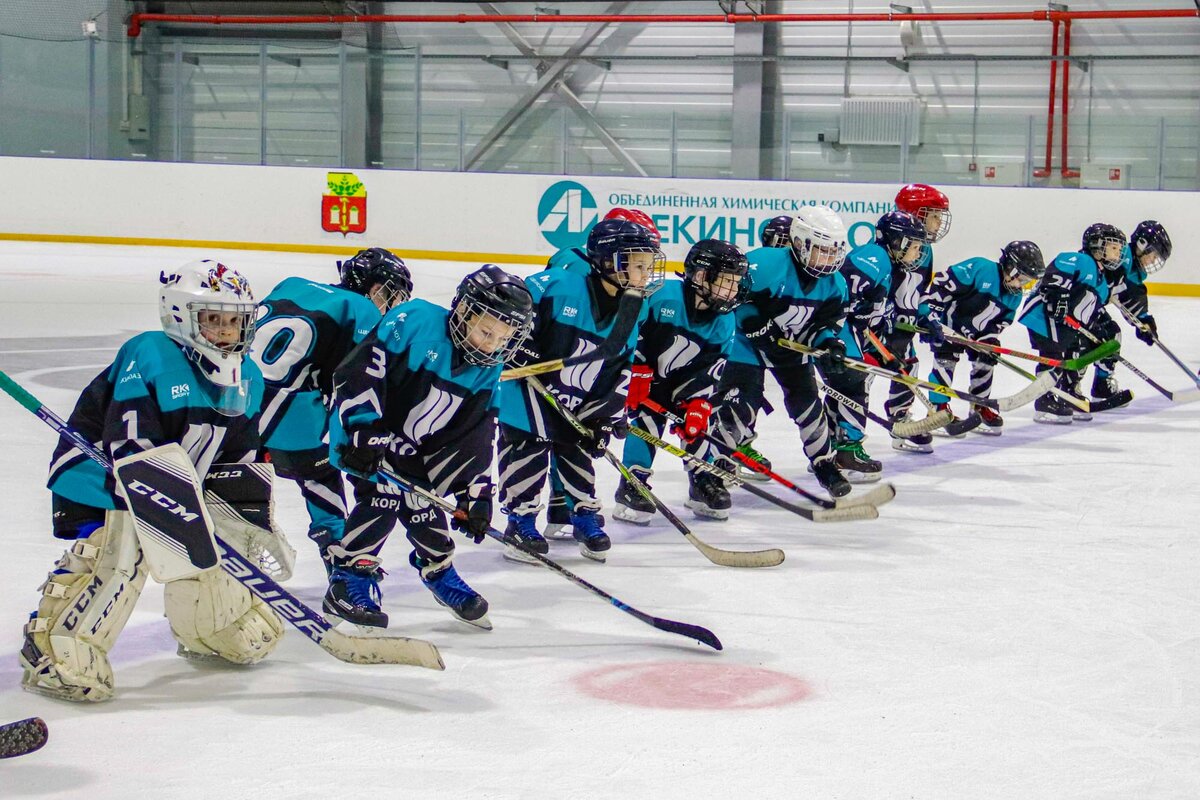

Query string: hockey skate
503 513 549 564
685 470 731 521
1067 380 1093 421
972 405 1003 436
323 555 388 629
544 491 573 540
308 526 337 576
933 402 977 437
832 433 882 483
811 455 852 498
734 438 772 481
889 412 934 454
411 553 491 630
1032 392 1073 425
570 508 611 562
1090 373 1133 412
612 467 655 525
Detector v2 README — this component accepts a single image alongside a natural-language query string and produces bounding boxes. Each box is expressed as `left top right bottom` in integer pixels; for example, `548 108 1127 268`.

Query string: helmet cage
449 297 533 367
607 248 667 296
1088 233 1127 271
915 206 952 243
793 234 847 277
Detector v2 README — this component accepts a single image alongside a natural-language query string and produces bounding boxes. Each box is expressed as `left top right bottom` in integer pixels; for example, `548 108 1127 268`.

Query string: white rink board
0 242 1198 799
1 156 1199 287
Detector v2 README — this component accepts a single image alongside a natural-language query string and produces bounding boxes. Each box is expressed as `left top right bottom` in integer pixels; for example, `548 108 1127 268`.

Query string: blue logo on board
538 181 598 249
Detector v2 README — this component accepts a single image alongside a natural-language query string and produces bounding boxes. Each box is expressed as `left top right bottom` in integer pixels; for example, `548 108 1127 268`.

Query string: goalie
20 261 291 702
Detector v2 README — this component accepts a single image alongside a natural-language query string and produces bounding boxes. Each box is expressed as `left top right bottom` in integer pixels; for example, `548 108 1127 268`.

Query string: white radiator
838 97 923 146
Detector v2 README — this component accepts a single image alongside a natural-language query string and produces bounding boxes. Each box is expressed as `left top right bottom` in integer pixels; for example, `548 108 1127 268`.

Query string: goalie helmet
159 260 257 414
337 247 413 311
789 206 848 278
586 218 666 296
449 265 534 367
895 183 952 242
1130 220 1171 275
761 215 793 248
1082 223 1127 271
999 240 1045 293
874 211 927 271
604 207 661 244
683 239 749 314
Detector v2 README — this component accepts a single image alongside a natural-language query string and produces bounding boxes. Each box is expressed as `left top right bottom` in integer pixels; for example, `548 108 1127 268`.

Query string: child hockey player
922 241 1046 435
498 219 662 562
251 248 412 566
614 238 747 524
326 266 534 629
22 260 286 702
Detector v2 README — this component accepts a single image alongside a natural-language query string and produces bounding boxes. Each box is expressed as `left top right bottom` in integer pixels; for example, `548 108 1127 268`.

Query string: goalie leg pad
21 511 147 702
164 567 284 666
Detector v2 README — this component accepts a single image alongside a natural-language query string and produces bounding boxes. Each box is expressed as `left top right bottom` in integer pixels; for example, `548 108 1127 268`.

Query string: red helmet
604 207 661 243
895 183 951 243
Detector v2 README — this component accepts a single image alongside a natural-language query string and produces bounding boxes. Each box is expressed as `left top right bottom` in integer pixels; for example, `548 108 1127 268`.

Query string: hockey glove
581 417 629 458
973 334 1001 365
672 397 713 444
1135 314 1158 345
918 315 947 346
451 478 494 544
816 339 848 377
626 364 654 411
337 430 390 477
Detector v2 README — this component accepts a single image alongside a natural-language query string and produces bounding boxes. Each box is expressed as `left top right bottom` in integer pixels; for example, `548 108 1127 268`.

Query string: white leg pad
21 511 147 703
164 567 284 665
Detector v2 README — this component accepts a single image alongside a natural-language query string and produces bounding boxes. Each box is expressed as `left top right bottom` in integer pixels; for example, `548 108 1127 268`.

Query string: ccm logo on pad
126 480 201 523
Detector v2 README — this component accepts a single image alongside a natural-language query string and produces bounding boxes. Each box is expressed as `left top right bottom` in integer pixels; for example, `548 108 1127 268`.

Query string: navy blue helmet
874 211 927 271
449 265 534 367
1130 220 1172 274
761 215 793 248
684 239 749 314
1081 223 1126 270
586 218 665 295
338 247 413 310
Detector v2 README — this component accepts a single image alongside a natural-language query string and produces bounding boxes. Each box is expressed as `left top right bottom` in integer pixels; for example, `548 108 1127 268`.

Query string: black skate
613 467 655 525
503 513 549 564
1090 373 1133 412
972 405 1003 436
832 435 883 483
308 526 337 576
323 555 388 629
571 509 612 562
935 402 980 437
811 455 851 498
1032 392 1073 425
734 438 772 482
685 470 731 521
889 413 934 454
545 491 573 540
411 552 491 630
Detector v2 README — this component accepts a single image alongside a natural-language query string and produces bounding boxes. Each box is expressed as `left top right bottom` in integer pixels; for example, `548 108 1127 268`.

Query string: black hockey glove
451 478 494 544
1042 280 1071 324
1135 313 1158 345
816 339 848 377
1092 311 1120 342
918 314 947 346
973 333 1001 365
581 417 629 458
337 430 390 477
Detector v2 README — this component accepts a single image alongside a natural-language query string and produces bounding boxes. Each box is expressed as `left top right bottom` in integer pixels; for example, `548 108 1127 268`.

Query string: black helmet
1130 220 1172 274
585 219 665 295
683 239 749 314
338 247 413 310
1081 223 1126 270
999 240 1045 293
449 265 534 367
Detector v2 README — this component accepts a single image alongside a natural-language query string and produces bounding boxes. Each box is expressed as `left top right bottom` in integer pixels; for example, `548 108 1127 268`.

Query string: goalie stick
500 288 644 381
525 376 785 568
1113 300 1200 392
626 424 878 523
0 368 444 672
636 396 895 512
0 717 48 759
374 465 722 651
1063 316 1188 402
777 339 1054 412
896 322 1119 371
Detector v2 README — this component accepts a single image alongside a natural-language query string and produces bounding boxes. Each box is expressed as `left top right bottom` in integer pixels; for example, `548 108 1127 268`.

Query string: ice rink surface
1 242 1198 799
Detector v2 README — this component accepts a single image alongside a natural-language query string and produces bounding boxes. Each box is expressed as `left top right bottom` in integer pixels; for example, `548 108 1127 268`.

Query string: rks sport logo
538 181 597 249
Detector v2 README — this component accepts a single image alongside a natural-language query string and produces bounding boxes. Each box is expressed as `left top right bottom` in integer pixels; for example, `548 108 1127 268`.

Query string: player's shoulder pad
377 298 448 351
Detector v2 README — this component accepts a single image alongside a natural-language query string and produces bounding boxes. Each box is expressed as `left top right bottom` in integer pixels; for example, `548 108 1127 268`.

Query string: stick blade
649 617 723 651
997 372 1055 411
812 504 878 522
892 409 953 436
0 717 48 759
837 482 896 509
320 628 446 670
943 411 983 436
687 534 785 568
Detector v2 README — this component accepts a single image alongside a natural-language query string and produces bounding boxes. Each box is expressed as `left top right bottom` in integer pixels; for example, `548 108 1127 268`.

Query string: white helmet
159 260 257 412
790 206 849 277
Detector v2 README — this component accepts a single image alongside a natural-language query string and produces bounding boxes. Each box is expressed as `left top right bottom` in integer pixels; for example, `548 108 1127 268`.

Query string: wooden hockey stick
375 465 722 650
526 376 785 568
0 368 445 671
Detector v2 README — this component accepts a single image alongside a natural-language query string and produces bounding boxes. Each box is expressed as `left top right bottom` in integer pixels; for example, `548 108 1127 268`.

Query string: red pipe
1060 20 1079 178
127 9 1200 37
1035 19 1060 178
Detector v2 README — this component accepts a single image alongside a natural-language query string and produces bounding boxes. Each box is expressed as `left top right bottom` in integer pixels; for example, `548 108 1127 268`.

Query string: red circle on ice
572 661 812 710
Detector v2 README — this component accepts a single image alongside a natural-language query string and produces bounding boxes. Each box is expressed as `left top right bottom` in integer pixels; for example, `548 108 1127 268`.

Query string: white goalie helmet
159 260 257 413
790 205 849 278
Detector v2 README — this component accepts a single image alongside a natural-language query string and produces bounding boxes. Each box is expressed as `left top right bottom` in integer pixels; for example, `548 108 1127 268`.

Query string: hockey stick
626 424 878 523
525 376 784 568
1063 316 1179 401
946 337 1091 413
0 717 48 759
817 381 951 437
863 329 942 414
1113 300 1200 391
373 465 722 651
637 396 895 512
0 368 445 671
896 322 1119 371
500 288 644 381
862 328 958 432
776 339 1053 412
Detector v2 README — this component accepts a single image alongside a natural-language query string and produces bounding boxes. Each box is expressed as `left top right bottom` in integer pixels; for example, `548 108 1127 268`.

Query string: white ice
1 242 1198 799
